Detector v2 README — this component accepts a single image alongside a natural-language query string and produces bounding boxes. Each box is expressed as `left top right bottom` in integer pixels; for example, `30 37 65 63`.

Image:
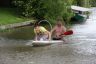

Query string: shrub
89 0 96 7
13 0 74 24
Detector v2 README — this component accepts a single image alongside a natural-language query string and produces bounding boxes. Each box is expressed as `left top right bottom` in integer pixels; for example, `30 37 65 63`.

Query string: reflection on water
0 26 34 40
0 8 96 64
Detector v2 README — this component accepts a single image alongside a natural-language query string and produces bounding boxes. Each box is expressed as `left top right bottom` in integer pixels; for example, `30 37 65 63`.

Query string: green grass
0 8 32 25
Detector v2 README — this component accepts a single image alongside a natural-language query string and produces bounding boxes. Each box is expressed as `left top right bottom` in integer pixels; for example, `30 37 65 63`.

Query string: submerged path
0 8 96 64
0 20 34 30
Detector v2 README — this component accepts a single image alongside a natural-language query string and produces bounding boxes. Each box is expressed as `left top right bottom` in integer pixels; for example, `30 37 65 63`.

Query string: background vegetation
0 7 32 25
12 0 74 24
0 0 96 25
89 0 96 7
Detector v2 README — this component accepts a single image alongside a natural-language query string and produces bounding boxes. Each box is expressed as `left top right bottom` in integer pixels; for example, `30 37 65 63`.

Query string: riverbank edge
0 20 35 30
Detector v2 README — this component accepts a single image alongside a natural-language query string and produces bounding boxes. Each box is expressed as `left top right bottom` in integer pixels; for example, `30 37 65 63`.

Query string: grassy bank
0 8 32 25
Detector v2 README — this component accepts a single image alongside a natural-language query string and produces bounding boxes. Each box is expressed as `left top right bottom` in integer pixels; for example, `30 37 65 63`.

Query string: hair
56 17 65 26
34 22 39 28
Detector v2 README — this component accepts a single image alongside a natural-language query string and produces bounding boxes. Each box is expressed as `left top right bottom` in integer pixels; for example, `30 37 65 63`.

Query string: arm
34 29 37 40
50 26 56 36
40 26 51 40
61 26 67 37
48 31 51 40
62 26 66 32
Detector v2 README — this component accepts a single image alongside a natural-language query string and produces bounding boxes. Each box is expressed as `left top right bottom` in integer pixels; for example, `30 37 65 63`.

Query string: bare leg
62 36 68 44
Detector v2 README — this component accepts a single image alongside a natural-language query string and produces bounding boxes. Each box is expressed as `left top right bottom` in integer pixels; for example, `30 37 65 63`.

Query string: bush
89 0 96 7
13 0 35 17
13 0 74 24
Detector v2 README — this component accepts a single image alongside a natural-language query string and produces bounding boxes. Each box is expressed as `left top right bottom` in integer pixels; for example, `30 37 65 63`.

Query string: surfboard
32 40 63 46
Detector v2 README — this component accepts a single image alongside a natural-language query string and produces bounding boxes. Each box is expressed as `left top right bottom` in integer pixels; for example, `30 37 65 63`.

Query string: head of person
34 22 40 33
34 22 40 28
56 18 63 27
34 22 39 30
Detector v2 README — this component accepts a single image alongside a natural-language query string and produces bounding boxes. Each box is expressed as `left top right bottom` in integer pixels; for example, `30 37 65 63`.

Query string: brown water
0 8 96 64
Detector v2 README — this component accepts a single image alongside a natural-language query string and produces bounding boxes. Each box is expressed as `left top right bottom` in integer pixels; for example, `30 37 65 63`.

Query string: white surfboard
33 40 63 43
26 40 64 46
32 40 63 46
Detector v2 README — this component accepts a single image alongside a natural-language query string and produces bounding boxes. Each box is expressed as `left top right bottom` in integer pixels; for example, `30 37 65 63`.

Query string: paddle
61 30 73 35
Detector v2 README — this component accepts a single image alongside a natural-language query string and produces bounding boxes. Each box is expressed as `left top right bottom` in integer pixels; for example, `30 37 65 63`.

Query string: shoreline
0 20 35 30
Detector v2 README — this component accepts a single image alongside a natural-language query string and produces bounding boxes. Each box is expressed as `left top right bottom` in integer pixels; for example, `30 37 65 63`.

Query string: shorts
52 38 62 40
36 35 49 41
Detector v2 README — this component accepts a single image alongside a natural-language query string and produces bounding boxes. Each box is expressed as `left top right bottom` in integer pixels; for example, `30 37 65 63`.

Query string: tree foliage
13 0 96 24
73 0 91 7
89 0 96 7
13 0 74 24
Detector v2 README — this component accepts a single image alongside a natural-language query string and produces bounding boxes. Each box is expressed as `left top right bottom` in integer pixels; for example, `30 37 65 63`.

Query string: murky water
0 8 96 64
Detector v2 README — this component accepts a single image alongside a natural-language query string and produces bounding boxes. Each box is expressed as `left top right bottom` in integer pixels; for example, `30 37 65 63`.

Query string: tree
89 0 96 7
13 0 74 24
73 0 92 7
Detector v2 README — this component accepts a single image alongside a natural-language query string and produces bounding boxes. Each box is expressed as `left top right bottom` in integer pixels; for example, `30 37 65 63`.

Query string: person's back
39 26 47 33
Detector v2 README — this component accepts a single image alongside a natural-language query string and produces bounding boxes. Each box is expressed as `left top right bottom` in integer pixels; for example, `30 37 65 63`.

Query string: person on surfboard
51 19 66 40
34 23 51 41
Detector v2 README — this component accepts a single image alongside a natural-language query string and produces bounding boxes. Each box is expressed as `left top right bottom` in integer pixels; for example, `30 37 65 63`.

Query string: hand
48 37 51 41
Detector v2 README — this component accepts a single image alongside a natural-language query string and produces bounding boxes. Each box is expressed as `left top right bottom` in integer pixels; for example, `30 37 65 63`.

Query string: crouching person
34 23 51 41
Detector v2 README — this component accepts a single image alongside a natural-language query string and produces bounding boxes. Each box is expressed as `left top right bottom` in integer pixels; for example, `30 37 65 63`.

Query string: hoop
38 20 52 31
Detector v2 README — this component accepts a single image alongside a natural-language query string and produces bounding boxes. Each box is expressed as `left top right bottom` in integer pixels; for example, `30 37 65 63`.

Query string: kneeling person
34 23 51 41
